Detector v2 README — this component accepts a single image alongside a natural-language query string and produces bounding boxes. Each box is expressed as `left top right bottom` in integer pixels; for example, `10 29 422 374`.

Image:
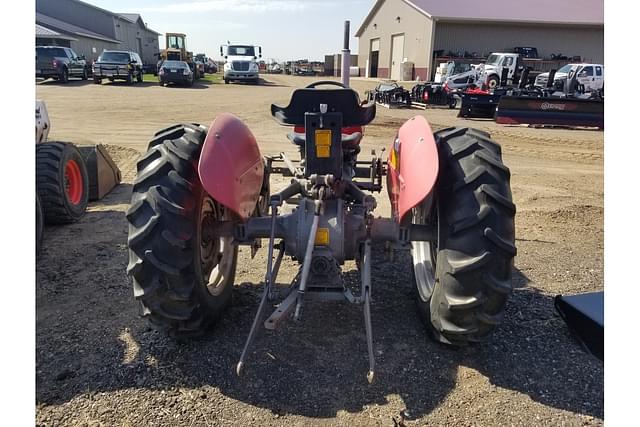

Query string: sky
84 0 373 61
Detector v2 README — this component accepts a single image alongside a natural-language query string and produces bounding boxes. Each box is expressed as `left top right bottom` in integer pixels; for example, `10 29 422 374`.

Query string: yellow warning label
315 228 329 245
315 129 332 146
316 145 331 158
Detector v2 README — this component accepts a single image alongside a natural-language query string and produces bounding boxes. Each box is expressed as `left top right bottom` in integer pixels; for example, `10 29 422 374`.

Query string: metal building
35 0 160 65
355 0 604 81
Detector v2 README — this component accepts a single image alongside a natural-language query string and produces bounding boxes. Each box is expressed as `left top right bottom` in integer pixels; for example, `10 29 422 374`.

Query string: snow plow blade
78 144 122 201
495 96 604 129
458 92 502 118
554 291 603 361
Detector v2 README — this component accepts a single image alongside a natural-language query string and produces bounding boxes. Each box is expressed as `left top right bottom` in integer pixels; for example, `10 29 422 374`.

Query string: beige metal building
36 0 160 65
355 0 604 81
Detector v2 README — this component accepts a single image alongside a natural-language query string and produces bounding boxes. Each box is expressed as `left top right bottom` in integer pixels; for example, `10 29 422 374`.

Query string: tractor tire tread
36 142 89 224
127 124 236 338
421 127 516 345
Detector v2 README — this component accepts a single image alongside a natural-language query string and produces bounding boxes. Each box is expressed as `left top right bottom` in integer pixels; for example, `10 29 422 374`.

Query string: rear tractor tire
36 142 89 224
126 124 239 338
411 127 516 346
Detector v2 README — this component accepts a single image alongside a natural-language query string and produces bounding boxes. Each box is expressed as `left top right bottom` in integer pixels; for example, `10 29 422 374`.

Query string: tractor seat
287 131 363 148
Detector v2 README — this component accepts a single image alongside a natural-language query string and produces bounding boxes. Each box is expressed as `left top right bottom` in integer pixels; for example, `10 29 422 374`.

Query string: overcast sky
84 0 372 61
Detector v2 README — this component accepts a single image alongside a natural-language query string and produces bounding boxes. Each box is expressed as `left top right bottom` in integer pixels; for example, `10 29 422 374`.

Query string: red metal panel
386 115 439 222
198 113 264 220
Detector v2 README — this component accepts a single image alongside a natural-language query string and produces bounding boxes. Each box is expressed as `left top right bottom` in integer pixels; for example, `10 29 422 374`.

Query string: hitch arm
236 204 283 376
362 240 375 383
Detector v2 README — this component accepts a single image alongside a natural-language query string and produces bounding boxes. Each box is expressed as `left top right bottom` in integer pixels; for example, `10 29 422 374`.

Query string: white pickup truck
220 44 262 85
534 63 604 93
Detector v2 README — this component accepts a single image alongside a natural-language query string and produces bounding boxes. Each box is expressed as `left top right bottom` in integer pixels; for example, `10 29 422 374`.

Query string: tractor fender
198 113 264 220
386 115 439 223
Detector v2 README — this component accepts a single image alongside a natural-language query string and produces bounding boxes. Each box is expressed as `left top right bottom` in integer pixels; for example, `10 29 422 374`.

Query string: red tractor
126 79 516 381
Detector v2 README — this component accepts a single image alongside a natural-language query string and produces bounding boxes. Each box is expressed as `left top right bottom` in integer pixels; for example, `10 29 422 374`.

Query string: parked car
36 46 88 83
158 60 195 87
93 50 144 84
535 63 604 92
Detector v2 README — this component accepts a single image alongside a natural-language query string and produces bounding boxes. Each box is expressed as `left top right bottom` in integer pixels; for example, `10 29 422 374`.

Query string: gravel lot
36 74 604 426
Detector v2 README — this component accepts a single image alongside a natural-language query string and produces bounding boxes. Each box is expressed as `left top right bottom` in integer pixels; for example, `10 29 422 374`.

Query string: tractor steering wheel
306 81 347 89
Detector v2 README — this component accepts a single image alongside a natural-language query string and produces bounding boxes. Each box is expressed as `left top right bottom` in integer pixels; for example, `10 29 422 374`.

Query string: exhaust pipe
341 20 351 88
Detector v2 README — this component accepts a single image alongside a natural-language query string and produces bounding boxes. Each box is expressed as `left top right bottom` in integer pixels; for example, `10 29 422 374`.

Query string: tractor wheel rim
412 202 438 302
200 196 234 296
64 159 83 205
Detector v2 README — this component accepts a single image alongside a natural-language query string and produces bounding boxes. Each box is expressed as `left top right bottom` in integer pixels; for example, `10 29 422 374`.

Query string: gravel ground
36 74 603 426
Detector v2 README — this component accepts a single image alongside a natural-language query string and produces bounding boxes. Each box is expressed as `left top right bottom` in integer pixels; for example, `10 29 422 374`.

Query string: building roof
36 23 77 41
118 13 140 23
64 0 119 18
117 13 162 35
356 0 603 36
36 12 121 43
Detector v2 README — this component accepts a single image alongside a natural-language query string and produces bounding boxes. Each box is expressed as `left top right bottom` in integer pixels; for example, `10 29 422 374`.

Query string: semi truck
220 43 262 84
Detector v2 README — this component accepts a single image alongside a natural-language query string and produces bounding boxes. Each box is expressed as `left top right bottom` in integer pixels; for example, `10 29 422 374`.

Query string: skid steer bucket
554 291 603 361
78 144 122 201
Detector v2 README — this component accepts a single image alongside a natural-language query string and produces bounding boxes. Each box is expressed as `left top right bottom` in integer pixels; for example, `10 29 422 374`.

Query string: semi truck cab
478 53 520 89
220 44 262 85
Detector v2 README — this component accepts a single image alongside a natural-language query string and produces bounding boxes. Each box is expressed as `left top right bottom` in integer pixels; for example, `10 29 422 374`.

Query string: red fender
386 115 439 222
198 113 264 220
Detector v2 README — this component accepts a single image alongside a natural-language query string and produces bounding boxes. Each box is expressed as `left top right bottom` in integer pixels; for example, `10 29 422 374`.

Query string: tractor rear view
126 23 516 381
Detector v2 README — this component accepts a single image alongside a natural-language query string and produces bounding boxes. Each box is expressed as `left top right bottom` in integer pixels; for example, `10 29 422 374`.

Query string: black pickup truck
92 50 144 84
36 46 88 83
